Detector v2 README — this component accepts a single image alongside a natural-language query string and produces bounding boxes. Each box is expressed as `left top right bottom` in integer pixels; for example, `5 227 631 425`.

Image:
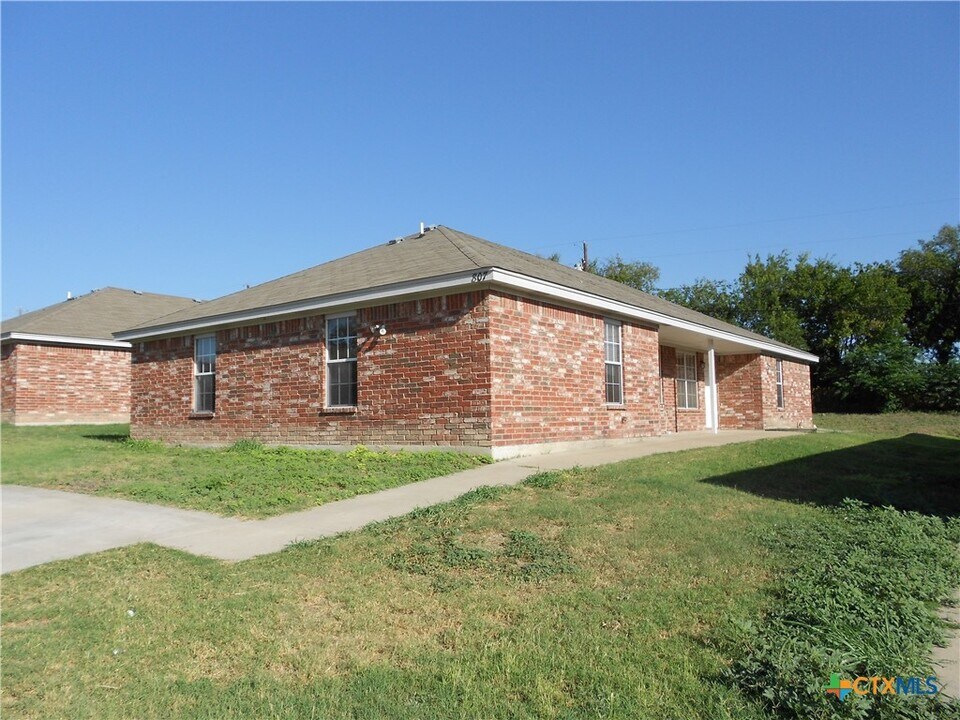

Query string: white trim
657 347 664 406
676 350 699 410
324 313 358 409
0 331 131 349
776 358 785 409
193 334 217 414
113 264 818 364
706 340 719 434
603 318 624 405
487 269 819 364
115 271 487 341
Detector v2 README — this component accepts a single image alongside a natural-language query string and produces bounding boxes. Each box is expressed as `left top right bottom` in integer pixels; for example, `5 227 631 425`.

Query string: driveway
2 429 782 573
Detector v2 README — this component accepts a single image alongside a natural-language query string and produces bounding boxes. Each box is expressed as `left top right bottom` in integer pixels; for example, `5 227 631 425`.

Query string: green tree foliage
829 340 925 412
736 252 808 350
586 255 660 293
659 279 739 325
897 224 960 364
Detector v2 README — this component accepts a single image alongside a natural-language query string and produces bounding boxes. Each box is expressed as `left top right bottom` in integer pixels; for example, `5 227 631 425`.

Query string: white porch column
706 340 719 434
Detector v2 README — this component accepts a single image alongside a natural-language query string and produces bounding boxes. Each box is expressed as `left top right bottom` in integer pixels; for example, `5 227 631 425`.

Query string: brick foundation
0 342 131 425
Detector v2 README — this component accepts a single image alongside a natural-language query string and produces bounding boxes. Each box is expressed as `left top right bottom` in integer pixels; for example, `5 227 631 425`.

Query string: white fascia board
486 269 820 364
0 332 132 349
114 265 818 364
115 270 490 341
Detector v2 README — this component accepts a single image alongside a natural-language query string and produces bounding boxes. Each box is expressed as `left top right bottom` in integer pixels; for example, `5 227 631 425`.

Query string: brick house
117 227 817 458
1 288 199 425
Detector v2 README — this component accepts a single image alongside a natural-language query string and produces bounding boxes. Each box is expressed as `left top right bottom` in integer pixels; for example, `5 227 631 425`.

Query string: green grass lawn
0 424 488 517
3 420 958 719
815 411 960 437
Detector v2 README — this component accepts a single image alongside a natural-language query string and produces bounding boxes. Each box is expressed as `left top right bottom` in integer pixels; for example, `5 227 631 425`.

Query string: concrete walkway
2 430 783 574
934 591 960 702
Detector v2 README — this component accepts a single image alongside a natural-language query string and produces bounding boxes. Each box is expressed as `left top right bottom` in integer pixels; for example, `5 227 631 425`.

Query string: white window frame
604 319 623 405
325 312 358 408
676 350 699 410
658 347 665 405
776 358 785 409
193 334 216 414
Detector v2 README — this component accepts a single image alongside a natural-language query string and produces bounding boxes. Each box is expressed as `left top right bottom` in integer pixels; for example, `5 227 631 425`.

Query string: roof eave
115 267 818 364
1 331 132 349
114 269 492 341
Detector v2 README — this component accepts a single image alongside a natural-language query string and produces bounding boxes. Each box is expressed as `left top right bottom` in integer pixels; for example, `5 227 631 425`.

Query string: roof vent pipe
419 222 425 235
66 291 73 300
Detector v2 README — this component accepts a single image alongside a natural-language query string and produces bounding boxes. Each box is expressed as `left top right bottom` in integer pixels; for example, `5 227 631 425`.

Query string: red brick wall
0 342 130 425
658 345 706 432
128 288 815 449
1 344 18 424
761 356 814 429
488 292 662 447
131 292 492 447
716 354 764 430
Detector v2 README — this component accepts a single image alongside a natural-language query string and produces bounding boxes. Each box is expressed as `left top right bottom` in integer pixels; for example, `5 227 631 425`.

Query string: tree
735 252 808 350
587 255 660 294
897 224 960 364
831 339 923 412
659 279 739 324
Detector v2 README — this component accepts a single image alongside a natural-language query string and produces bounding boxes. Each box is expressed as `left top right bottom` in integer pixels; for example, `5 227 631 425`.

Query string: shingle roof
120 226 808 356
1 287 199 341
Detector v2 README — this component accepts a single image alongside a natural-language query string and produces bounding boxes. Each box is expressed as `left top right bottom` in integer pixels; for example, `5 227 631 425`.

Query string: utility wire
523 196 956 255
642 230 927 260
582 197 958 243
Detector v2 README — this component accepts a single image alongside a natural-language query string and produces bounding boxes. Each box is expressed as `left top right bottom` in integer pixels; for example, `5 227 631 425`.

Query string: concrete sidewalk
933 591 960 702
2 429 782 573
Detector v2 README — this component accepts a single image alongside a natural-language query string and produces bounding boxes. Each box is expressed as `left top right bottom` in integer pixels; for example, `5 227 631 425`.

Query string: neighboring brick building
118 227 817 458
1 288 199 425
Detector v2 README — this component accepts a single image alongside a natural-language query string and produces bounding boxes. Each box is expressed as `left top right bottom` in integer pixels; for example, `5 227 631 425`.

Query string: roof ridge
2 290 96 328
98 286 199 301
2 286 199 338
436 226 485 268
186 234 418 307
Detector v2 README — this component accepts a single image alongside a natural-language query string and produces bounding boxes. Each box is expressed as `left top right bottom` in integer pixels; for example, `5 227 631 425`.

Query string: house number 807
471 271 490 283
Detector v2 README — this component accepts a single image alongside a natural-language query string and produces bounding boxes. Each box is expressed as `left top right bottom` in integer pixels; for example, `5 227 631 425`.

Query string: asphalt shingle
2 287 200 341
119 226 808 355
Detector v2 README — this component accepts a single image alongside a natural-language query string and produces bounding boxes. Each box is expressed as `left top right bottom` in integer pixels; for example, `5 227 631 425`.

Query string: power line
642 229 927 261
584 197 958 243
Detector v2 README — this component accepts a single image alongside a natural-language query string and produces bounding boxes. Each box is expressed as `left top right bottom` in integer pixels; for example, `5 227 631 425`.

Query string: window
658 347 665 405
326 315 358 407
604 320 623 404
776 359 785 409
676 351 698 409
194 335 216 414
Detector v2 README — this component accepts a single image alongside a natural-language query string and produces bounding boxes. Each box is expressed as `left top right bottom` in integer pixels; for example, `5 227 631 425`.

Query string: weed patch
731 500 960 719
523 471 566 489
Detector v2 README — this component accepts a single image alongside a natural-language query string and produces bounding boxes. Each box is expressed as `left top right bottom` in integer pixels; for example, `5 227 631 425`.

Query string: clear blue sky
3 2 958 318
